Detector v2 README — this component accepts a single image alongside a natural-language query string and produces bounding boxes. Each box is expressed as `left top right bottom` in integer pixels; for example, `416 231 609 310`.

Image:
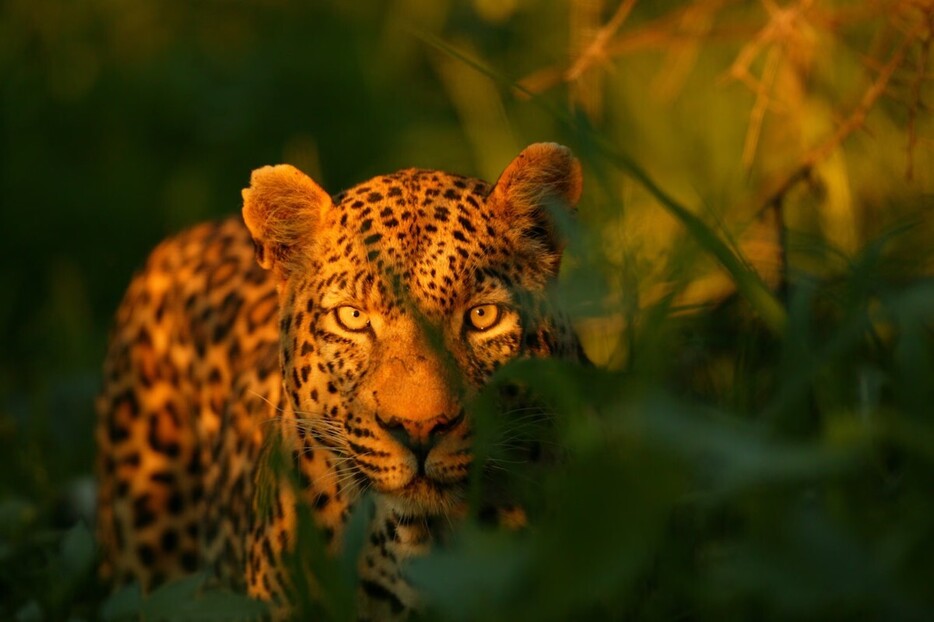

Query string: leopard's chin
385 475 466 516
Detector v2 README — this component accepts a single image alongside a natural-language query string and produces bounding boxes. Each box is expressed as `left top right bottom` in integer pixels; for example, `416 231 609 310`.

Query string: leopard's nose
377 410 465 467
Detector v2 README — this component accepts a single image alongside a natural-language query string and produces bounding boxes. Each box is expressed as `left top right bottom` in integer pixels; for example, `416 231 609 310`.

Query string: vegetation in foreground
1 1 931 620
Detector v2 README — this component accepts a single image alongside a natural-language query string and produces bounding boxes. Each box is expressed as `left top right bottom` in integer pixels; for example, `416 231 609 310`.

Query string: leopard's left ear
241 164 332 280
488 143 583 274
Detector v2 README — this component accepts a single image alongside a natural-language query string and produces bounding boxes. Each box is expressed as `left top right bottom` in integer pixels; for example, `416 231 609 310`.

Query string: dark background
1 1 932 620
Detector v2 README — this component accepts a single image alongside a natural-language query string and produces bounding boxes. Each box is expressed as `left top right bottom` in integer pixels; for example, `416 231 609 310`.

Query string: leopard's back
96 217 281 590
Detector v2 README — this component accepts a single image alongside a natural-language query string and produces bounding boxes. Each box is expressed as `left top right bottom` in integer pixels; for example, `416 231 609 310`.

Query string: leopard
95 142 584 619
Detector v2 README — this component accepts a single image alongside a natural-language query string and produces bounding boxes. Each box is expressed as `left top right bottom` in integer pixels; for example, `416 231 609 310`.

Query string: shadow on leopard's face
242 144 583 516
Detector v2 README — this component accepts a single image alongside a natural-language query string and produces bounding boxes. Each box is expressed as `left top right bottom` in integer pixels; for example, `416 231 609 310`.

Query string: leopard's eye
335 306 370 332
466 304 501 332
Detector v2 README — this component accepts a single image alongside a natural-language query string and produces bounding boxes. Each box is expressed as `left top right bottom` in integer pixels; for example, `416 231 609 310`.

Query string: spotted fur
96 143 583 618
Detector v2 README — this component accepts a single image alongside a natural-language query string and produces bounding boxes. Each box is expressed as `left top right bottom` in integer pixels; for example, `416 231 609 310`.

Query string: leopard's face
243 145 583 516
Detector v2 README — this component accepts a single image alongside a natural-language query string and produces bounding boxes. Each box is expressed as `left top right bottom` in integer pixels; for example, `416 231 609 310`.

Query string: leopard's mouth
387 474 466 515
401 473 457 493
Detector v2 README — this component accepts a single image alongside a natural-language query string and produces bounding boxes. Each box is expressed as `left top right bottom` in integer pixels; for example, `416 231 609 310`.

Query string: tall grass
0 1 931 620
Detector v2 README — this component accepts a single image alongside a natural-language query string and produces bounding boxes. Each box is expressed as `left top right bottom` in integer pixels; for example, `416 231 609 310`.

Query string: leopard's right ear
241 164 332 278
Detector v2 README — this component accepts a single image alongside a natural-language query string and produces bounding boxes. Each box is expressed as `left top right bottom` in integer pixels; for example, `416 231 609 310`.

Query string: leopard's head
242 143 582 515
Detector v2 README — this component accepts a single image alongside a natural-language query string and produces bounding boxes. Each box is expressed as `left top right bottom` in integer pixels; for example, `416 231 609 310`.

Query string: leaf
408 528 530 622
140 574 268 621
99 583 142 622
59 522 95 580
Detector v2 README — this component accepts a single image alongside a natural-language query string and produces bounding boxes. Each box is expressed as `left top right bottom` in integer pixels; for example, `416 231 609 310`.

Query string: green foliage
404 255 932 621
0 519 101 621
1 0 932 620
99 574 267 622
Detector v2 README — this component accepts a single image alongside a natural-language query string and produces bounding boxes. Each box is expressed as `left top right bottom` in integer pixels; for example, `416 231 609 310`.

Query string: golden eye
466 304 501 332
335 306 370 331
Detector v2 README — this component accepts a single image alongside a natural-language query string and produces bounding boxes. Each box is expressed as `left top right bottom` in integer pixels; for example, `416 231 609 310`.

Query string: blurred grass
1 0 932 620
